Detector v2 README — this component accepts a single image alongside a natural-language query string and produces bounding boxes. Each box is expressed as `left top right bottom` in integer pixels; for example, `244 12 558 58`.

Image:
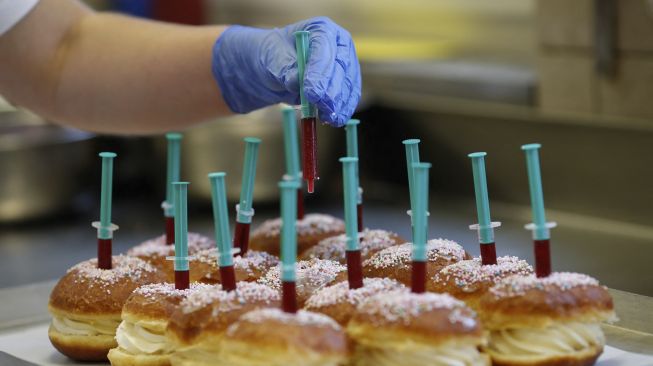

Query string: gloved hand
212 17 361 127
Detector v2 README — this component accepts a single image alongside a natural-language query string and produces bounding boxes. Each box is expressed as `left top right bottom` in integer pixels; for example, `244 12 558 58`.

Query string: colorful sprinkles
195 248 279 277
258 258 346 294
357 290 477 329
434 256 533 293
489 272 601 298
304 229 402 261
363 239 467 269
251 214 345 238
180 282 280 314
306 277 407 309
133 282 213 299
68 256 158 287
127 233 214 257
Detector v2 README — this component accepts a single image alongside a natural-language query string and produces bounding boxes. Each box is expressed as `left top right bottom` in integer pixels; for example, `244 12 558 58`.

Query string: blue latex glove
212 17 361 127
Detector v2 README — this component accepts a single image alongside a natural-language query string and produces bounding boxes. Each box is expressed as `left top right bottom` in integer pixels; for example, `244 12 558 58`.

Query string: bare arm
0 0 229 135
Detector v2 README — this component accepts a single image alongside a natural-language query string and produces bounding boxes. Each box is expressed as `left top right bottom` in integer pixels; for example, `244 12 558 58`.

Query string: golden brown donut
362 238 470 287
478 272 616 366
166 282 280 366
108 283 213 366
300 229 405 264
304 277 407 326
218 308 348 366
428 256 533 310
258 258 347 307
127 233 215 282
48 256 165 361
191 248 279 284
249 214 345 256
348 290 489 366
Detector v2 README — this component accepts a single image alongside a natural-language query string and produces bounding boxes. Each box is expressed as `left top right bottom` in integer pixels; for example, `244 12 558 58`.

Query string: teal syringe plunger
163 132 182 245
166 181 192 289
281 106 305 219
522 143 556 278
468 152 500 265
93 152 119 270
521 144 557 240
281 107 301 183
233 137 261 256
403 139 429 240
346 119 364 232
209 172 238 291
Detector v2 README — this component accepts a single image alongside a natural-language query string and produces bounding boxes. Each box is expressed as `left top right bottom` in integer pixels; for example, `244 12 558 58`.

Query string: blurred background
1 0 652 295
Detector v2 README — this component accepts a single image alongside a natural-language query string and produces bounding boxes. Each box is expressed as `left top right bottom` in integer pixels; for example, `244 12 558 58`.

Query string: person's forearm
0 0 229 134
55 14 228 134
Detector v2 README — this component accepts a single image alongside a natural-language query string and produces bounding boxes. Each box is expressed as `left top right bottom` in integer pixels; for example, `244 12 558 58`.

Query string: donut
257 258 347 307
218 308 348 366
478 272 616 366
166 282 280 365
428 256 533 310
249 214 345 256
304 277 407 326
362 238 470 287
191 248 279 284
127 233 215 282
300 229 405 264
348 290 489 365
48 256 165 361
107 282 212 366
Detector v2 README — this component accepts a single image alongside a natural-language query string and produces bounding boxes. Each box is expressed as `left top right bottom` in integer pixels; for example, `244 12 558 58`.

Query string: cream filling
51 316 119 336
488 322 605 358
354 342 487 366
115 320 172 355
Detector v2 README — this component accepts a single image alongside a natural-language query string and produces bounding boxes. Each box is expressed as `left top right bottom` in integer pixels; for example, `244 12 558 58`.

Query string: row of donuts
48 211 615 366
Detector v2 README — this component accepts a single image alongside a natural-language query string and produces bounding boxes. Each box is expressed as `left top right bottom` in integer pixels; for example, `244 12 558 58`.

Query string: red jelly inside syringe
301 117 318 193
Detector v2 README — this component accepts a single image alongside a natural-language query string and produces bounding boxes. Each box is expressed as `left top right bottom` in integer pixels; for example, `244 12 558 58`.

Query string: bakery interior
1 0 653 362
